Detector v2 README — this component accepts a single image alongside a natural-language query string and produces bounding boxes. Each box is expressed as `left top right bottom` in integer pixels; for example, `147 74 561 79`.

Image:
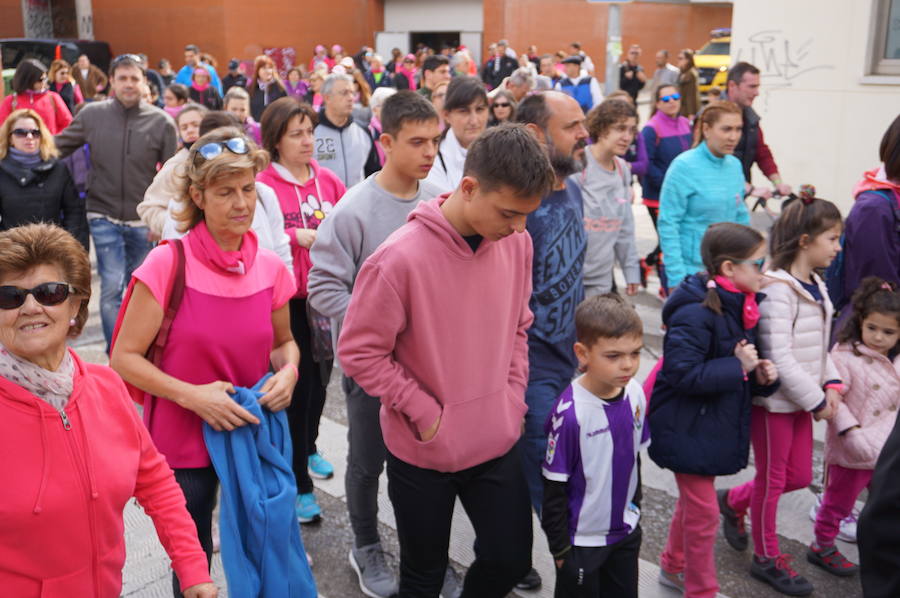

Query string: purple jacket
841 188 900 307
640 111 692 204
624 130 648 178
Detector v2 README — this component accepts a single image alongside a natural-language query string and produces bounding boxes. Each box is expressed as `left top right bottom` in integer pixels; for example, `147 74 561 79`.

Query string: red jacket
0 90 73 134
257 160 346 297
0 350 210 597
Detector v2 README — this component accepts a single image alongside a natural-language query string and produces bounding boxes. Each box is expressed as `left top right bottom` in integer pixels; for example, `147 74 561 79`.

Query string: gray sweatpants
343 375 387 548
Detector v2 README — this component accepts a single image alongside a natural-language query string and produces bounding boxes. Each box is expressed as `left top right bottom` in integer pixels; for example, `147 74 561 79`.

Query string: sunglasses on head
660 93 681 102
193 137 249 163
12 128 41 138
0 282 80 310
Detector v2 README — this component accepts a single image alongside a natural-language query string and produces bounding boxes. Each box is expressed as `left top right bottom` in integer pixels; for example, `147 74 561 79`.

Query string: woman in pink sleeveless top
110 127 299 597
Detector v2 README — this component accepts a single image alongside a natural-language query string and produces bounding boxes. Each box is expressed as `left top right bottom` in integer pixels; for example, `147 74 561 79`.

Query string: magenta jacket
257 160 346 297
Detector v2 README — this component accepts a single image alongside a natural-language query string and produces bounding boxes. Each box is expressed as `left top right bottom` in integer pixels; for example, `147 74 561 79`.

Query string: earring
69 318 77 326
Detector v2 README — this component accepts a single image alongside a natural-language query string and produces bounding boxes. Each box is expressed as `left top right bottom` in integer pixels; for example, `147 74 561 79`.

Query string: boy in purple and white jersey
541 293 649 597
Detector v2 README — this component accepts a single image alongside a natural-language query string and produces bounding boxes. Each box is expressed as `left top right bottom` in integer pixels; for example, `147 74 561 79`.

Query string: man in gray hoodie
314 73 380 188
55 54 177 347
307 91 451 598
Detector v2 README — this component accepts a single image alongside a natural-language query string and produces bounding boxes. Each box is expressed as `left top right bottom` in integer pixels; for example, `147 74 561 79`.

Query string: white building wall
384 0 483 33
731 0 899 211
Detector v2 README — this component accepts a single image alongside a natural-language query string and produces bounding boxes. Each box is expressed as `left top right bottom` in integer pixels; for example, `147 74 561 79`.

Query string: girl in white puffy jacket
718 188 845 595
811 278 900 575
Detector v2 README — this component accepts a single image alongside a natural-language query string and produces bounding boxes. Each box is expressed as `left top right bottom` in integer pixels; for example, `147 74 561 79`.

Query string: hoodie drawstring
75 403 99 500
32 401 50 514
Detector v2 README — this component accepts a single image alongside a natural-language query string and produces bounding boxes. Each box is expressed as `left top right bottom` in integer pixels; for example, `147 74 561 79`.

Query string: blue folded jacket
203 374 316 598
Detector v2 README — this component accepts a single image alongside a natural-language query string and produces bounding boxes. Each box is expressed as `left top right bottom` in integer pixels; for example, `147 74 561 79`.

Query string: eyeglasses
660 93 681 102
735 257 766 271
193 137 249 163
0 282 80 310
12 128 41 138
493 102 511 108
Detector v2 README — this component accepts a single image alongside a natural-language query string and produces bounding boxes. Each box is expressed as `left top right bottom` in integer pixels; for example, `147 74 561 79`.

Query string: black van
0 38 112 73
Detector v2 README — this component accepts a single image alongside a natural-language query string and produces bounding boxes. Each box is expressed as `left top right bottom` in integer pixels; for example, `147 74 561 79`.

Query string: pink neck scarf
714 275 760 329
188 219 258 276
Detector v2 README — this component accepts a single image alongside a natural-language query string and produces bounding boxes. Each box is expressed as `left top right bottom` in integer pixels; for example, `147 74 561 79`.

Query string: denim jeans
89 217 153 348
518 375 572 515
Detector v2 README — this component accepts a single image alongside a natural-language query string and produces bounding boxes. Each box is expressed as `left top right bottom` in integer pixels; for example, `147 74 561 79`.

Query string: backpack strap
146 239 186 367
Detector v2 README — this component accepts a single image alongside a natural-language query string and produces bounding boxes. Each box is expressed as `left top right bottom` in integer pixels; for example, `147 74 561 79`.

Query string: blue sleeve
658 159 689 286
733 165 750 225
642 126 664 189
663 304 746 396
174 66 192 87
208 65 223 95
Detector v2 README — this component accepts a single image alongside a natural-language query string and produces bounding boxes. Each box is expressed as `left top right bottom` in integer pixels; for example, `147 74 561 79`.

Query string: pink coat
0 350 210 597
338 197 533 473
827 342 900 470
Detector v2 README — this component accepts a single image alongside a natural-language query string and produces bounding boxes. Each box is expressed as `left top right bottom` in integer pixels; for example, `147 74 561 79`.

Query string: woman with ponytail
657 101 772 293
648 222 779 597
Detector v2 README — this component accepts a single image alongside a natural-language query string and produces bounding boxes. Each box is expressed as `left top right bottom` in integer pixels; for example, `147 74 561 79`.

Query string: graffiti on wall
22 0 53 38
735 30 835 89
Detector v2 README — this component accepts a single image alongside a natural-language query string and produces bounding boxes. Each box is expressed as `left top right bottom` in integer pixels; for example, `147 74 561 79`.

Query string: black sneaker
750 554 814 596
515 567 542 590
717 488 748 551
806 543 859 577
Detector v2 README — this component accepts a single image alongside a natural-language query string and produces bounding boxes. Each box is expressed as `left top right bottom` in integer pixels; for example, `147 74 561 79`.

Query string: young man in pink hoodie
338 123 556 597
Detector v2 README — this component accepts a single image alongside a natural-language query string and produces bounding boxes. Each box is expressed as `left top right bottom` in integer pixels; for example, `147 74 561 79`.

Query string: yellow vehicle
694 28 731 94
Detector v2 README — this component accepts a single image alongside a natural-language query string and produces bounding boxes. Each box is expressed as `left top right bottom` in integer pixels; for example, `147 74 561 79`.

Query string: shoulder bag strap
147 239 186 367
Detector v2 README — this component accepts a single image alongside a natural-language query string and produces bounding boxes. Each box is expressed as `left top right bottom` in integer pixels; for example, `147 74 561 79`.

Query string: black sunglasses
12 128 41 138
193 137 249 163
493 102 511 108
0 282 80 310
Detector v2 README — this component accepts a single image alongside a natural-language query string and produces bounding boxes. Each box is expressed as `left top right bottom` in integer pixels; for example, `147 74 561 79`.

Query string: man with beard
513 91 589 591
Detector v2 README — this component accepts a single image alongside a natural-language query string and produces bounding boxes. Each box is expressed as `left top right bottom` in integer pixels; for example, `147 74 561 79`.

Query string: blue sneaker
296 492 322 524
308 452 334 480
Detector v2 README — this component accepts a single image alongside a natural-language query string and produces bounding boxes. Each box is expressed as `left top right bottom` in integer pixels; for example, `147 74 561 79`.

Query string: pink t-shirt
133 238 296 468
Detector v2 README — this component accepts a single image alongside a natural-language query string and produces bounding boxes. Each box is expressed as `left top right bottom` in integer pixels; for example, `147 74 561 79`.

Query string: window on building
870 0 900 75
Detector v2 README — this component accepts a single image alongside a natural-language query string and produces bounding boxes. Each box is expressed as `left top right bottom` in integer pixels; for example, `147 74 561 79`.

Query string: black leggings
287 298 332 494
171 467 218 597
645 206 662 265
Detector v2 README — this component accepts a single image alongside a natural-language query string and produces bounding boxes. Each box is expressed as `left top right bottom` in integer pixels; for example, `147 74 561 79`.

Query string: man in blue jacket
175 44 223 95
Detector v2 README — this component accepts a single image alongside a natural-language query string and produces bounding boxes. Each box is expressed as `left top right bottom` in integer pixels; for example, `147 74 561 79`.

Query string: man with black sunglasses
55 53 177 350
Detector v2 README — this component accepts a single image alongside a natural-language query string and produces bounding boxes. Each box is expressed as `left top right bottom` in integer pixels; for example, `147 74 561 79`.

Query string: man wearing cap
222 59 247 93
481 41 517 90
554 56 603 113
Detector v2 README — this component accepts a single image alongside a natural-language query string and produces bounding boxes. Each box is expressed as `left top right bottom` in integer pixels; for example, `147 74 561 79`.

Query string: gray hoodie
576 152 640 295
314 110 376 188
55 98 177 221
307 174 443 347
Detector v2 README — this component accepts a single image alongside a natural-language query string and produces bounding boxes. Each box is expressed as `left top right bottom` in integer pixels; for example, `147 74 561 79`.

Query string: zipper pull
59 409 72 430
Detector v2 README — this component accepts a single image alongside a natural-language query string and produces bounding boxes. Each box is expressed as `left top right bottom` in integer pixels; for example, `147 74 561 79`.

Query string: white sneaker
809 491 859 543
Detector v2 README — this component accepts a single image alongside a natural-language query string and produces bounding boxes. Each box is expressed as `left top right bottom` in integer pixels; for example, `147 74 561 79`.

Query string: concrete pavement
70 201 864 598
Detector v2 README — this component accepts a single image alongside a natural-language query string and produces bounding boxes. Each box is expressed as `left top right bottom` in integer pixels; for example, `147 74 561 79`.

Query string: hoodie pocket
39 564 94 597
413 387 527 471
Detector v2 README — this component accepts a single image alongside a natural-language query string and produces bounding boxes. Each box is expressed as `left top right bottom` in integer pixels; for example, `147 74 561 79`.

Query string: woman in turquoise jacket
658 101 770 292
